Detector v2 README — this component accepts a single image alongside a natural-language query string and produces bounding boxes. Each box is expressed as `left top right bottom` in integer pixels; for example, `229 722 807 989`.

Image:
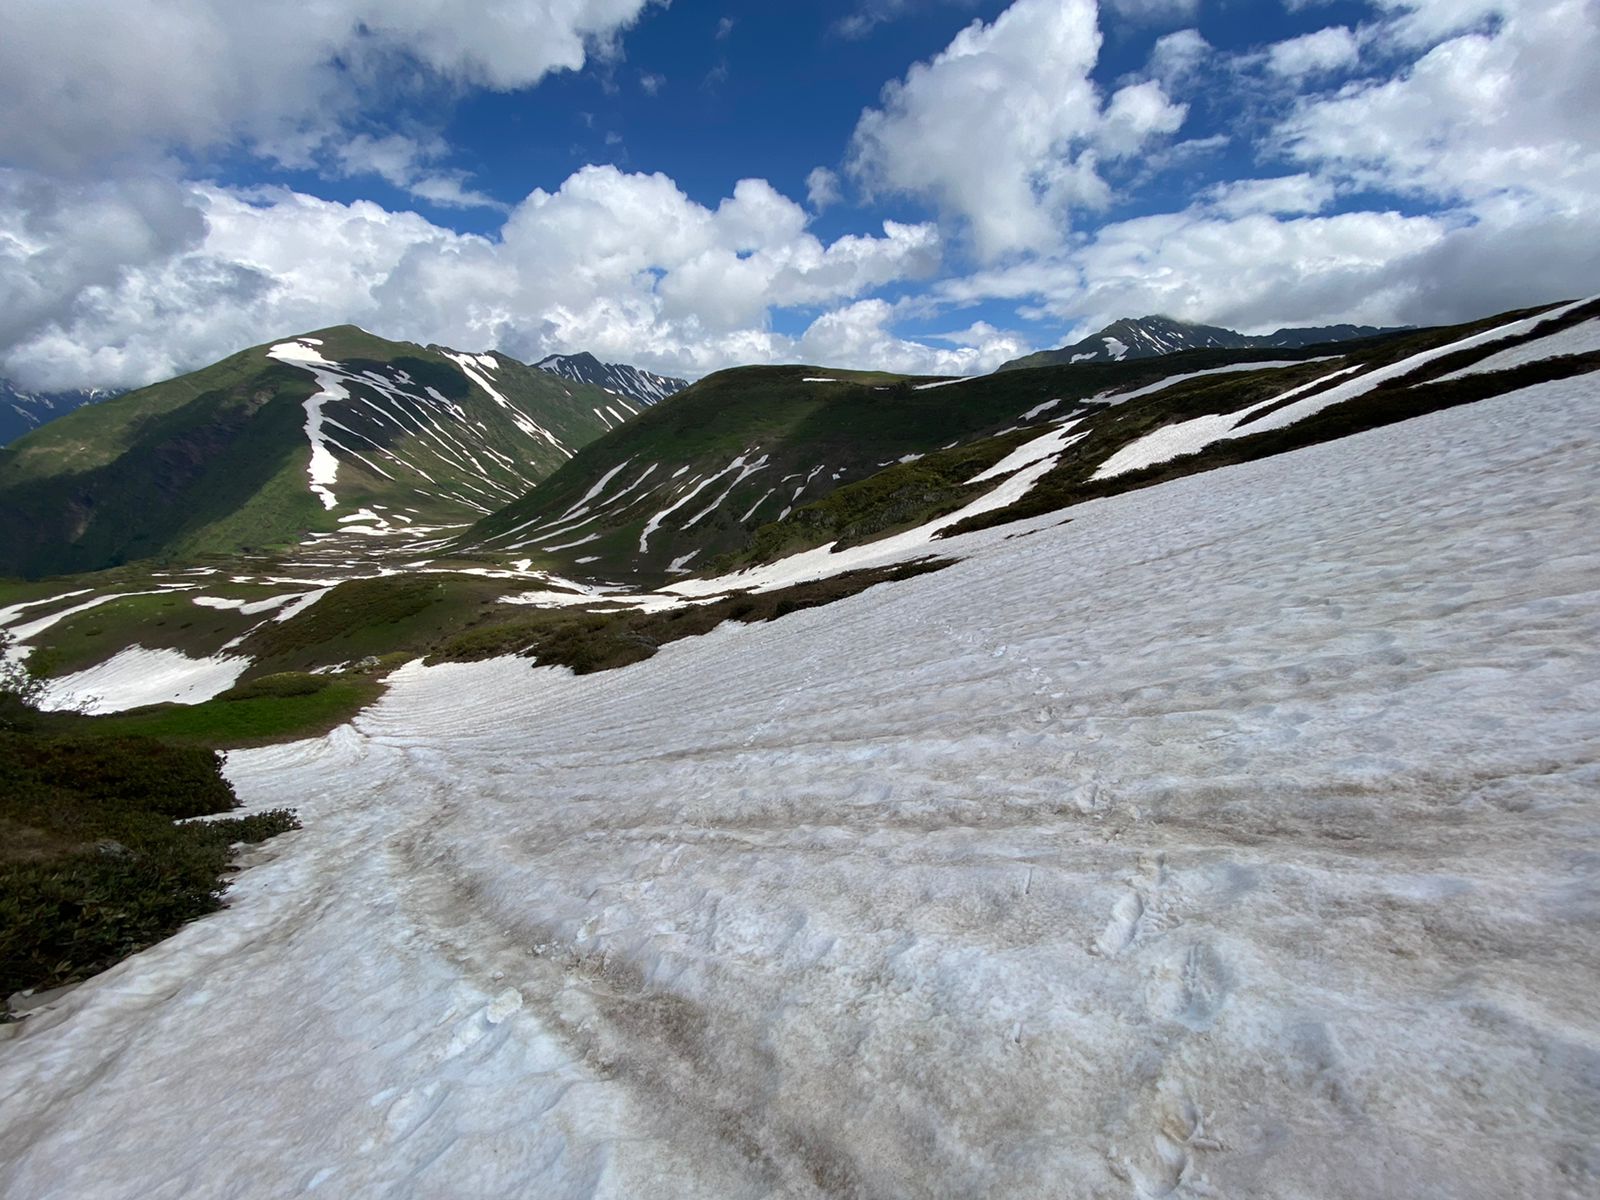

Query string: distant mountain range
1 379 123 446
998 315 1409 371
7 298 1589 588
535 351 687 409
2 294 1593 700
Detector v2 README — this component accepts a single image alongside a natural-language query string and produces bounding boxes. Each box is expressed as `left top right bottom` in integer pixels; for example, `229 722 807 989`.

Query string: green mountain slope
460 347 1344 580
0 326 627 578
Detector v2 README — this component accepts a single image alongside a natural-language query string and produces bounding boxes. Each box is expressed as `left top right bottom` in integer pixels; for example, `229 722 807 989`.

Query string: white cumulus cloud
1266 26 1360 78
0 0 660 173
0 167 952 389
848 0 1187 262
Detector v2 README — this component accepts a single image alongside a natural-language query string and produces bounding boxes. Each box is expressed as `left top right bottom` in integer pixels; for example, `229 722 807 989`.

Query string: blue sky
2 0 1596 388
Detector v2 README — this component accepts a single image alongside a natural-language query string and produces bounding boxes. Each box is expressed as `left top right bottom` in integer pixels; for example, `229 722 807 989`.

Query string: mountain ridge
998 314 1410 371
534 351 688 410
0 325 629 578
1 379 125 447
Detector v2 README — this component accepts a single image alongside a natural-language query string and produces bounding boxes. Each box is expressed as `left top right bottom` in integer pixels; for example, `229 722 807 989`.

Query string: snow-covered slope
3 376 1596 1198
535 351 688 409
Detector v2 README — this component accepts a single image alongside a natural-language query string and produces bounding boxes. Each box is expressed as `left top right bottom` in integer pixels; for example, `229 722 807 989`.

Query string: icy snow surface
2 380 1598 1197
37 646 249 713
965 420 1083 484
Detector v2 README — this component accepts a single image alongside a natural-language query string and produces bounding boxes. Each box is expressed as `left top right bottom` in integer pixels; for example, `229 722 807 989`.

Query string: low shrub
0 729 299 998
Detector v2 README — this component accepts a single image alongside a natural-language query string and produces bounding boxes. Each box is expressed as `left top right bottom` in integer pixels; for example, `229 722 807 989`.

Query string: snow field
2 378 1596 1196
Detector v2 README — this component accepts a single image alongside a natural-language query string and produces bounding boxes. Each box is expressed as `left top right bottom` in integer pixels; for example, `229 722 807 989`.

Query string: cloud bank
1 0 1595 389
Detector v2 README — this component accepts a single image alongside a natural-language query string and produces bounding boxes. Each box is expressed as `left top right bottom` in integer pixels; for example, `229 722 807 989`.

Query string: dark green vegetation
0 728 298 999
438 558 953 673
0 326 624 579
716 432 1039 570
3 295 1589 725
692 302 1598 566
0 348 321 578
191 560 954 679
238 574 510 671
24 589 262 680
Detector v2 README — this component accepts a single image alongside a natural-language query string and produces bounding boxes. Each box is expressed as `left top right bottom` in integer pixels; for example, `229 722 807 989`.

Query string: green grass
0 729 299 998
57 675 385 748
716 429 1044 570
463 347 1354 580
25 591 258 679
0 324 629 579
241 574 510 671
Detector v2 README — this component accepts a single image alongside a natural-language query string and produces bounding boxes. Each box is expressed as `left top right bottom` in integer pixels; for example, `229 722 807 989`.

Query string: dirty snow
2 380 1598 1197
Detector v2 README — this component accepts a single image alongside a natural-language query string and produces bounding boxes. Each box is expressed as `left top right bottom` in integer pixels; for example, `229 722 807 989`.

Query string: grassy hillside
0 327 626 579
461 347 1351 581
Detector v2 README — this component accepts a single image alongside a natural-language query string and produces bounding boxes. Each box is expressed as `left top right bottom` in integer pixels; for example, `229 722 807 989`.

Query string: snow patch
38 646 249 714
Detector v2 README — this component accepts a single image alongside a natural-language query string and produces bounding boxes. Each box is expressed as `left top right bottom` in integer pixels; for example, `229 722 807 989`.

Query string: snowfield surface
37 646 249 714
3 381 1599 1198
1093 302 1593 481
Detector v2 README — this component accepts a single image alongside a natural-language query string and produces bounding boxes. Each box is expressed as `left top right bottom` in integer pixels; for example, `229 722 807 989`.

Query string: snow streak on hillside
535 352 687 407
267 339 565 518
2 379 1596 1197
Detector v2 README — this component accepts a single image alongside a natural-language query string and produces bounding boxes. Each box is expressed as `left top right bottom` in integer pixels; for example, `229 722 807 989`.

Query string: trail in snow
1 380 1596 1198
